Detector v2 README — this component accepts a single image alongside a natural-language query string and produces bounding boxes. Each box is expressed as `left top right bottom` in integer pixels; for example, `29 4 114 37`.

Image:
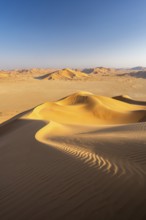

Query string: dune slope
28 91 146 125
37 68 89 80
0 92 146 220
113 95 146 105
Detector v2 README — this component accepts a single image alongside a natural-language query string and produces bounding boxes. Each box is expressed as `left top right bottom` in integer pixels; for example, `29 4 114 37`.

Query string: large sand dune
28 91 146 125
36 68 89 80
0 91 146 219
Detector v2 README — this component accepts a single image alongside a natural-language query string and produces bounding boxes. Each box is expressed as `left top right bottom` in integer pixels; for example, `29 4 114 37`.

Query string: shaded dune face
28 91 146 125
113 95 146 106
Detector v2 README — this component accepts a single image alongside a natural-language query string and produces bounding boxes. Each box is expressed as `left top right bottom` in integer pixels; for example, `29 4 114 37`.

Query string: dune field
0 71 146 219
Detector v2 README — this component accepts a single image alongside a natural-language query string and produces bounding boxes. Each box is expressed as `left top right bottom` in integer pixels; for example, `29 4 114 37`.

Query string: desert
0 68 146 219
1 0 146 219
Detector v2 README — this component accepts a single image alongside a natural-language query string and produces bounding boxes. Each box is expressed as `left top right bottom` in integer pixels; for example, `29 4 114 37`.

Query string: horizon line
0 65 146 71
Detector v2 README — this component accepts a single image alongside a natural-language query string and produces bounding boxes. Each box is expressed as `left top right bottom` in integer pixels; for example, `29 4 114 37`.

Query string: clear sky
0 0 146 69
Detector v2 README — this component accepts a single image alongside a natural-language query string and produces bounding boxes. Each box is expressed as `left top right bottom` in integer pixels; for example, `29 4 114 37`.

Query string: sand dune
130 66 146 71
113 95 146 105
37 68 89 80
1 67 146 82
129 71 146 79
82 67 118 75
0 68 57 80
0 91 146 219
28 91 146 125
119 71 146 79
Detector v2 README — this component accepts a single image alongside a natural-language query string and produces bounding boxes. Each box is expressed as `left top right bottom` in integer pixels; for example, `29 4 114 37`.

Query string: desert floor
0 76 146 220
1 76 146 123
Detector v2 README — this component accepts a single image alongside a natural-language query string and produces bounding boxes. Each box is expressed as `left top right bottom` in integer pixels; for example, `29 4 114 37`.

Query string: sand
0 73 146 220
36 68 89 80
1 73 146 124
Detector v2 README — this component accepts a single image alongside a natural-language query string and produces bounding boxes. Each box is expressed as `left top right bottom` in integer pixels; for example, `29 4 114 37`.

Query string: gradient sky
0 0 146 69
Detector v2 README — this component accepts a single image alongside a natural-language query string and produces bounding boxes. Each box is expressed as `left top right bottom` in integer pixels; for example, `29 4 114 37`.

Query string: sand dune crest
1 91 146 219
36 68 89 80
28 91 146 125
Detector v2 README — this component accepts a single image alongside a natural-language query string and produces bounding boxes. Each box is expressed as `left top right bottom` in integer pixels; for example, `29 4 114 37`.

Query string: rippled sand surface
0 92 146 220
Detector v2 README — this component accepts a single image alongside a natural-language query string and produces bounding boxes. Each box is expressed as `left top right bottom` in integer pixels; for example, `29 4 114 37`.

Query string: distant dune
128 71 146 79
1 67 146 81
82 67 118 74
113 95 146 105
0 68 57 80
119 71 146 79
36 68 89 80
130 66 146 71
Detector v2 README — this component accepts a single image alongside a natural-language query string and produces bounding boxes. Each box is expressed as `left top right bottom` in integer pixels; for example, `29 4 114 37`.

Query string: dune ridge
36 68 89 80
36 122 146 179
82 67 118 74
1 66 146 82
0 68 57 80
27 92 146 185
113 95 146 105
28 91 146 125
29 92 146 180
0 91 146 219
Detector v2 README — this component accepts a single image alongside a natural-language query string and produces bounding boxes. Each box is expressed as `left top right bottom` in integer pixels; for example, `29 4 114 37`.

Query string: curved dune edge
26 91 146 178
1 92 146 220
27 91 146 125
113 95 146 106
35 68 89 80
35 121 146 180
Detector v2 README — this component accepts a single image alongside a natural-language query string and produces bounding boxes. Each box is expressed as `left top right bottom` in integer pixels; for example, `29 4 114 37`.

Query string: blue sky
0 0 146 69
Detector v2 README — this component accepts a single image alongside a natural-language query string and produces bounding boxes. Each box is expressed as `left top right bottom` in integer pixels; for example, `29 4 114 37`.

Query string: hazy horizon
1 65 146 71
0 0 146 69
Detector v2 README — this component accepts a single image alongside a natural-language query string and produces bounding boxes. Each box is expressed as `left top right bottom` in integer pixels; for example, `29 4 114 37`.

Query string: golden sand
0 76 146 220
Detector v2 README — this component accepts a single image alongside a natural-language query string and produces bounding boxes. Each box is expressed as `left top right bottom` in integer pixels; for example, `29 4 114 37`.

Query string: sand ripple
0 92 146 219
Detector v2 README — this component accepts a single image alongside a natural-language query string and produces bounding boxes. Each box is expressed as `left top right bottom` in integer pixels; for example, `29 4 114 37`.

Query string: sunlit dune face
25 91 146 179
28 91 146 125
